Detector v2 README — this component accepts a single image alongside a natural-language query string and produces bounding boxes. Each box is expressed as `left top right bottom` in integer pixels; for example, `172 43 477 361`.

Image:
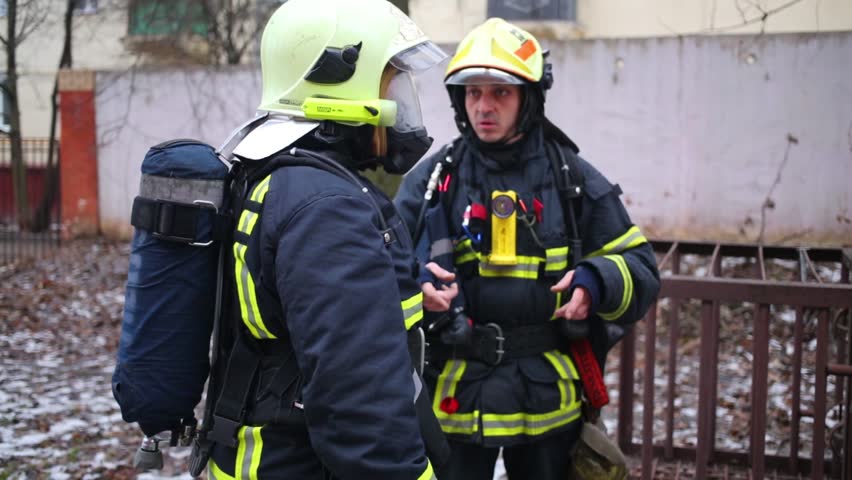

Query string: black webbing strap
208 333 261 448
131 196 228 245
545 140 585 268
429 322 564 365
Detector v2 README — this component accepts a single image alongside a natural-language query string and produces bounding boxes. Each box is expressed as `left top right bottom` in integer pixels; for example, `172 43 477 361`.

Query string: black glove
558 318 590 340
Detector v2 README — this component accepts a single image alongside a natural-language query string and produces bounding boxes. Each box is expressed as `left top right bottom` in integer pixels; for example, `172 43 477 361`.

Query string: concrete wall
96 67 261 238
412 0 852 43
94 33 852 246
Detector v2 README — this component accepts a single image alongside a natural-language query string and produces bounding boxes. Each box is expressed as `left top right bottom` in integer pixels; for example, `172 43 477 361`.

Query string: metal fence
616 240 852 479
0 138 61 265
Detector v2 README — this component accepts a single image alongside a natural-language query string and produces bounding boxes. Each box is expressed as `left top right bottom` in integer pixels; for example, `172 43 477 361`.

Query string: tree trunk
33 0 74 232
6 0 29 230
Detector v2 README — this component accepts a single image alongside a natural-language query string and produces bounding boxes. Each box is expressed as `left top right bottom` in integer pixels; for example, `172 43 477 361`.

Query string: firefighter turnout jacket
394 126 660 447
208 147 435 480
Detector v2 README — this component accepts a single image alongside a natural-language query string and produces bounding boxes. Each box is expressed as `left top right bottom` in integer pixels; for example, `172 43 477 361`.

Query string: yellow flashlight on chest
489 190 518 265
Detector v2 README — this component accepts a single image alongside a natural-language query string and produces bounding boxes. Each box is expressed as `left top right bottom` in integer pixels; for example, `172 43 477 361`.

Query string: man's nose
477 94 496 114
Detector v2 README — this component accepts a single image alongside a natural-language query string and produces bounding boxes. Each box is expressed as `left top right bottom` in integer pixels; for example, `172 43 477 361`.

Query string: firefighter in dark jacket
394 18 661 479
205 0 448 478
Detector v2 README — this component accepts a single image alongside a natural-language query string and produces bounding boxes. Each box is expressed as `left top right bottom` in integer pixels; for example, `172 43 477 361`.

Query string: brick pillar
58 69 99 239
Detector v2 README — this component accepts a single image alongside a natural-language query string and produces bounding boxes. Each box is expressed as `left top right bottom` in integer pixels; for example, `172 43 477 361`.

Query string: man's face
464 84 522 144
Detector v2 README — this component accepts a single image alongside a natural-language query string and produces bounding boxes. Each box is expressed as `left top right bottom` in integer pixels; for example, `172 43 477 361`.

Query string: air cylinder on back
112 139 229 437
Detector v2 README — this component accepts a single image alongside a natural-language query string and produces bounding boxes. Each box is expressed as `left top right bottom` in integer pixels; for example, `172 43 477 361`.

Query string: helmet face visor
390 41 448 72
445 67 525 86
385 71 424 133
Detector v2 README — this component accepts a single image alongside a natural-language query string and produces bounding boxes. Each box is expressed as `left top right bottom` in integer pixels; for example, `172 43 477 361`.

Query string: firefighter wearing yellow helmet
203 0 451 478
395 18 659 480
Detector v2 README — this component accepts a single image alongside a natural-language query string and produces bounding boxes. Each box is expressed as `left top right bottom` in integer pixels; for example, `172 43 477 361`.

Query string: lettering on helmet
508 27 526 44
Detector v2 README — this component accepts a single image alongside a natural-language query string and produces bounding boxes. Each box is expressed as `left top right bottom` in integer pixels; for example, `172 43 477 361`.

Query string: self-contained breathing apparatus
113 115 448 475
413 133 628 480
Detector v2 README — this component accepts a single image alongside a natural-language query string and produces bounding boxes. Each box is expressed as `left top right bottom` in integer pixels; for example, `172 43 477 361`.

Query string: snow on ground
1 239 846 478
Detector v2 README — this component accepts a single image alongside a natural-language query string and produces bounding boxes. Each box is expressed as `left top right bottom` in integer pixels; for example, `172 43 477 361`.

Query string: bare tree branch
757 133 799 245
710 0 806 33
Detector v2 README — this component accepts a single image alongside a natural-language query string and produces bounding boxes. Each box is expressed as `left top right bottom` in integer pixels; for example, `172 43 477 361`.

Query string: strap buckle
208 414 240 448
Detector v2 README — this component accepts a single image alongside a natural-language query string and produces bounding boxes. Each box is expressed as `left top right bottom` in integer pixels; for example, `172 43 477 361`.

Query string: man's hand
550 270 591 320
422 262 459 312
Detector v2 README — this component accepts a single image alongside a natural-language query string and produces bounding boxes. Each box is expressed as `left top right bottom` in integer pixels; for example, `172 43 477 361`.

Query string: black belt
428 322 564 366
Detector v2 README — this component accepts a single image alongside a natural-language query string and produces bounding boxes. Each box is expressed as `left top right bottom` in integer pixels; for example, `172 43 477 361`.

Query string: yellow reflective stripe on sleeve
401 292 424 330
209 459 236 480
234 242 277 339
478 255 543 279
417 460 437 480
584 225 648 259
433 360 480 435
235 426 263 480
544 246 569 272
598 254 633 321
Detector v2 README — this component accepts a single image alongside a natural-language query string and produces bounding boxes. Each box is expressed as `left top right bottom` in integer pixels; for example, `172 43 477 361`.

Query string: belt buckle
484 323 505 365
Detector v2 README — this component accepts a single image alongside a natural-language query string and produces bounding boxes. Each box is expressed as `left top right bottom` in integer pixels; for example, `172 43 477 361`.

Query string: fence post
58 69 99 239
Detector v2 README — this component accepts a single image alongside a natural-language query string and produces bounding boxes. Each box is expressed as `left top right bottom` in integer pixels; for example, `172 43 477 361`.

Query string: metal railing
0 138 61 265
617 240 852 479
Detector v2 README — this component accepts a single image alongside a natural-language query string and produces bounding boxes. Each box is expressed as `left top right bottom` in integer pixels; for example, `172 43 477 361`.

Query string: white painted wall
412 0 852 43
96 66 262 238
94 33 852 246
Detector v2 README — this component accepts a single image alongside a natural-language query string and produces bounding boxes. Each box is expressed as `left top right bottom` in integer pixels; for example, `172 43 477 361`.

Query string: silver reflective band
445 67 525 86
140 174 225 207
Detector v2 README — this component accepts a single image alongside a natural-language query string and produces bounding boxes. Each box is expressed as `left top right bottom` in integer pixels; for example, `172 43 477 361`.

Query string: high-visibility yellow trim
584 226 648 259
209 460 236 480
302 97 398 127
545 246 569 272
402 292 424 330
234 242 277 339
482 350 582 438
433 360 480 435
417 460 437 480
481 406 581 437
234 426 263 480
599 255 633 321
543 350 580 380
479 255 542 279
454 238 477 264
249 427 263 480
550 290 563 320
250 176 271 203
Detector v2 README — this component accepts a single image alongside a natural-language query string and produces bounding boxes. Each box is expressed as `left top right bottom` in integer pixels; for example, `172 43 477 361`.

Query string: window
0 1 6 18
128 0 209 37
487 0 577 22
75 0 98 14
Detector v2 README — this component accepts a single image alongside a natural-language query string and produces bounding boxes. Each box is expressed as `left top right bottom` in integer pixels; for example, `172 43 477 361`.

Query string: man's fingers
425 262 456 283
550 270 575 293
554 287 590 320
422 282 451 312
